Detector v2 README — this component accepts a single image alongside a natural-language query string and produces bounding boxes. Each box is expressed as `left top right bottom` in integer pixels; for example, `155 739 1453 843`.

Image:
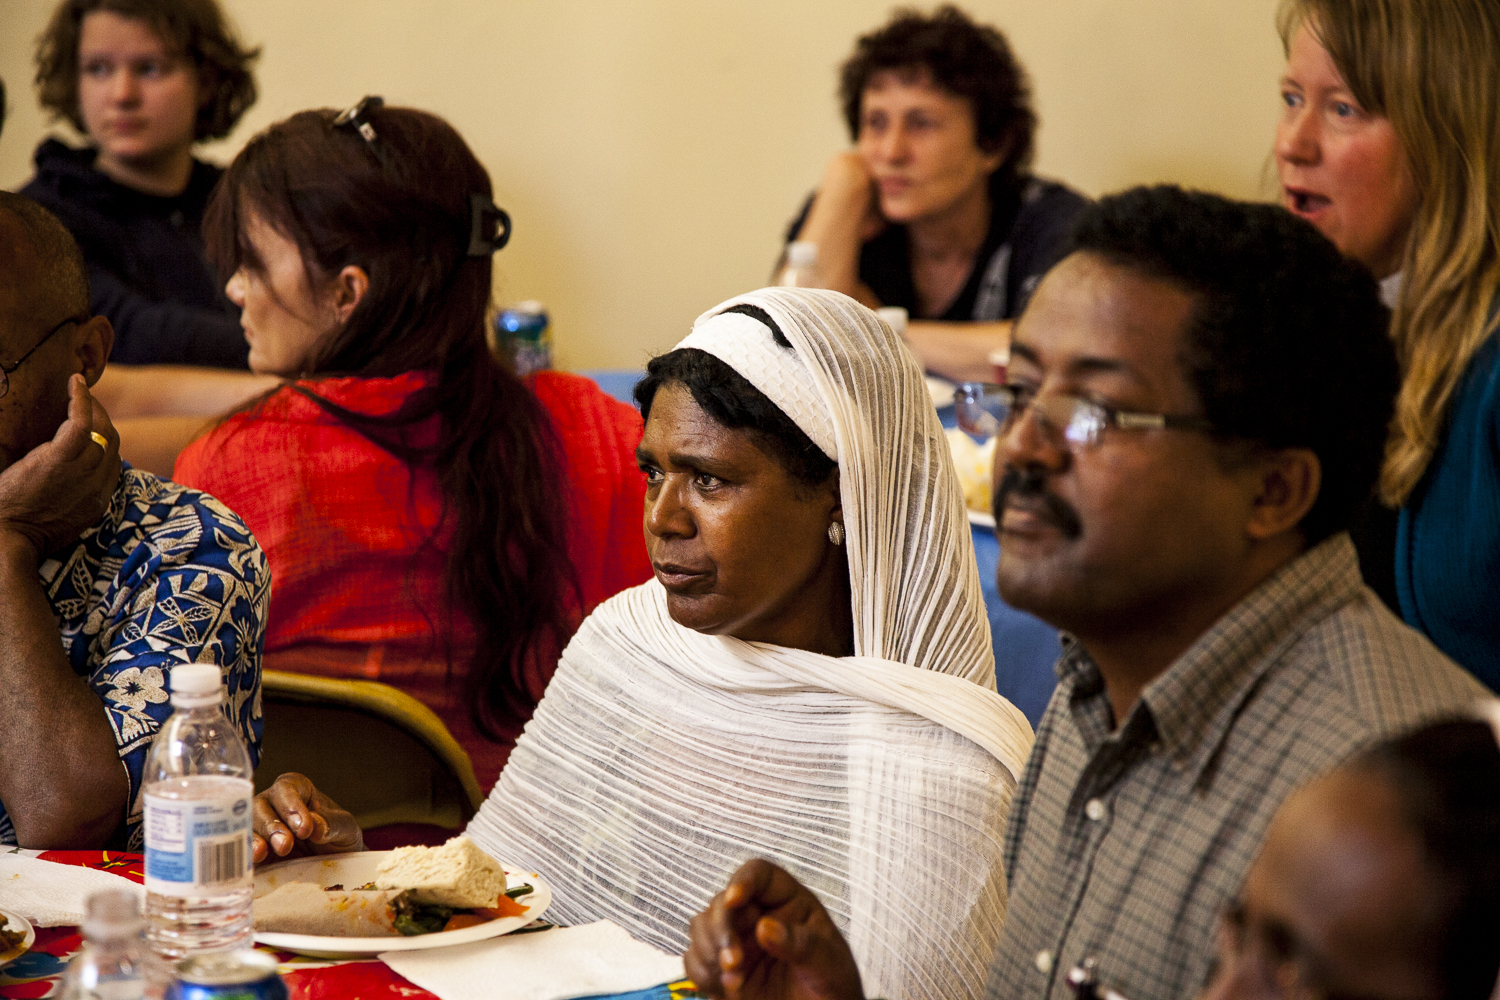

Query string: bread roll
374 835 507 908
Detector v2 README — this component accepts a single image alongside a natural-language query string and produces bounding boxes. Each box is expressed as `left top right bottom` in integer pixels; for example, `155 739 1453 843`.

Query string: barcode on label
195 833 247 886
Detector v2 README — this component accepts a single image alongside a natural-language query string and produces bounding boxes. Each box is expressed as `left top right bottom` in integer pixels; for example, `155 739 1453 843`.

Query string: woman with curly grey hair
780 5 1087 383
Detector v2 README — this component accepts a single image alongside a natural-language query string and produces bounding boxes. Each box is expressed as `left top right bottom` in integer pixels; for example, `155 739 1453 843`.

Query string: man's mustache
995 465 1083 539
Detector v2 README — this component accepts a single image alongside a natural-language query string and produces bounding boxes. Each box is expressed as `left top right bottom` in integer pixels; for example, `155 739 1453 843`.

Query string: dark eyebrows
1252 910 1331 984
635 446 726 473
1008 341 1139 380
1068 357 1135 378
1009 341 1041 366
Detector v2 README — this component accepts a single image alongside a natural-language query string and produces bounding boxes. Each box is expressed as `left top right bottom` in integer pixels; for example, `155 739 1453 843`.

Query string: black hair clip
334 94 383 143
468 192 512 257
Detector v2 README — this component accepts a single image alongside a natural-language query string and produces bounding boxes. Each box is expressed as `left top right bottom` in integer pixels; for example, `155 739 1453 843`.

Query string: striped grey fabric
986 533 1486 1000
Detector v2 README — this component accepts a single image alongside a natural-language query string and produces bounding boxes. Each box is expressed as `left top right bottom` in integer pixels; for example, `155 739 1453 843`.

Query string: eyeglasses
0 313 86 401
954 381 1216 450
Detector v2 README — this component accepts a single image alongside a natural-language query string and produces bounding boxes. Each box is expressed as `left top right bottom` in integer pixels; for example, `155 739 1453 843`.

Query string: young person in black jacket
22 0 259 368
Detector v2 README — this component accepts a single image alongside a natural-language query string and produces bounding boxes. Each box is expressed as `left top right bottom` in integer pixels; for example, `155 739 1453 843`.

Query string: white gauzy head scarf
677 287 996 684
468 288 1033 1000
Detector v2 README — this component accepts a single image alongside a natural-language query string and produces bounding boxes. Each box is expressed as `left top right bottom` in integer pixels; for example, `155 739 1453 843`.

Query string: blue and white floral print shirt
0 466 269 849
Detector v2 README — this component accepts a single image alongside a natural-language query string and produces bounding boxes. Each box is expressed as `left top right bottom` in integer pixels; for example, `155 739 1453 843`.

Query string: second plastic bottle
59 889 146 1000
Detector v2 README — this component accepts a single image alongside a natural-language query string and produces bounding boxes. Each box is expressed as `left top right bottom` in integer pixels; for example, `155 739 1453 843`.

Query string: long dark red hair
204 105 578 739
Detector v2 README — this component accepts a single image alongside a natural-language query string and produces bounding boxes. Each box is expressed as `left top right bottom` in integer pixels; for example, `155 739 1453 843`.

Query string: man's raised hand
685 859 864 1000
0 375 121 560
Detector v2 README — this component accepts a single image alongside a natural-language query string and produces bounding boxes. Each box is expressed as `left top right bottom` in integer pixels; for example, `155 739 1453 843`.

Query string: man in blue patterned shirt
0 192 267 850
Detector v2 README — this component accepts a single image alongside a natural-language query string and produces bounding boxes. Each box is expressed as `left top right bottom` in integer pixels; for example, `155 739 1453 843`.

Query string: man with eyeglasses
0 191 267 850
682 187 1485 1000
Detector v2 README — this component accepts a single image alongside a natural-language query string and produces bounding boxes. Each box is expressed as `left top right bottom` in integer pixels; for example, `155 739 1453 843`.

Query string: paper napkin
380 920 685 1000
0 854 145 926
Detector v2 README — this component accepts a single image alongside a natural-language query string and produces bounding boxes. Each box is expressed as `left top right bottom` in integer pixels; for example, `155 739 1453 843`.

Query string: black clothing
1349 492 1400 614
20 139 249 368
786 173 1090 321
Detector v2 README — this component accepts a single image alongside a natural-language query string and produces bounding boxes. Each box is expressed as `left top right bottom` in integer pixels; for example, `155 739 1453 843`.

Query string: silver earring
827 522 845 546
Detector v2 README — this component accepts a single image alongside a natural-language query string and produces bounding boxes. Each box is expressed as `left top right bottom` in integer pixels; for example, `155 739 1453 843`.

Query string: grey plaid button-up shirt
986 534 1485 1000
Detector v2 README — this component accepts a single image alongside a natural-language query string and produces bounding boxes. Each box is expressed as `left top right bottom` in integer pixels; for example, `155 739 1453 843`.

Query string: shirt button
1034 950 1054 974
1085 798 1108 822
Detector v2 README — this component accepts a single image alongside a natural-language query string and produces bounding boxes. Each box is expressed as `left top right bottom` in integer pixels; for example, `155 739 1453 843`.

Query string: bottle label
144 790 252 896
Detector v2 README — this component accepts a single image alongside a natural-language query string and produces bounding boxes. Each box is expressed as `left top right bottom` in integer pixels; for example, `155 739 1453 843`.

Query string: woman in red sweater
173 99 651 791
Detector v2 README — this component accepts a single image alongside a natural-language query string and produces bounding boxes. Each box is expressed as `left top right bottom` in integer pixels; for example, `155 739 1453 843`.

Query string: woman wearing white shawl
254 287 1033 1000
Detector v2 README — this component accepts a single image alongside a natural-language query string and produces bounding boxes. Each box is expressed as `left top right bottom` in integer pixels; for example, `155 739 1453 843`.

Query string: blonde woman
1275 0 1500 688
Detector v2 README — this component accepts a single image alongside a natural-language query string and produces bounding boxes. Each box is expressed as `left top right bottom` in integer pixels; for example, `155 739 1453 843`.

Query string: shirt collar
1143 533 1364 780
1379 271 1403 309
1057 533 1365 781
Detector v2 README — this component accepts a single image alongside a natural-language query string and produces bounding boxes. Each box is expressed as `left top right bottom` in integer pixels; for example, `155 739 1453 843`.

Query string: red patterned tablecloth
0 852 437 1000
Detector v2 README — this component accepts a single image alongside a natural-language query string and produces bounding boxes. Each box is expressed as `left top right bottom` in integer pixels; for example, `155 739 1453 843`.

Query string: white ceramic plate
253 852 550 958
0 908 35 969
968 509 996 531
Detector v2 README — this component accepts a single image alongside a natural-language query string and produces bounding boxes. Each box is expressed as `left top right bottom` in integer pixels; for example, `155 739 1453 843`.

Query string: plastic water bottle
497 301 551 376
143 664 253 963
781 241 819 287
60 890 146 1000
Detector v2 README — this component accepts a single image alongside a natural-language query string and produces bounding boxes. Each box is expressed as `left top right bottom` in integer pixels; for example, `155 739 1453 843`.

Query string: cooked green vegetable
504 883 534 899
392 895 455 936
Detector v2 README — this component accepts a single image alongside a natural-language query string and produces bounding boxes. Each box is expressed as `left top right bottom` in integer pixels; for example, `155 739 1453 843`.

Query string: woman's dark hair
839 5 1035 185
35 0 258 141
1351 718 1500 1000
204 104 578 740
633 305 837 490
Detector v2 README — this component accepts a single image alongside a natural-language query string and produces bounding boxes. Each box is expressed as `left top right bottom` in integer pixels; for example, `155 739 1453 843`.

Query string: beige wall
0 0 1285 370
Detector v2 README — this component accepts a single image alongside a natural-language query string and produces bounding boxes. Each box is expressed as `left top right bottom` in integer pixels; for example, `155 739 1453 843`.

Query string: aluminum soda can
496 300 551 376
165 950 288 1000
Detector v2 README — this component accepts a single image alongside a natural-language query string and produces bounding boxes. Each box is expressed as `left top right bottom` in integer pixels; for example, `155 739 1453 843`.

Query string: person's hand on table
0 375 121 559
685 859 864 1000
252 772 364 863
